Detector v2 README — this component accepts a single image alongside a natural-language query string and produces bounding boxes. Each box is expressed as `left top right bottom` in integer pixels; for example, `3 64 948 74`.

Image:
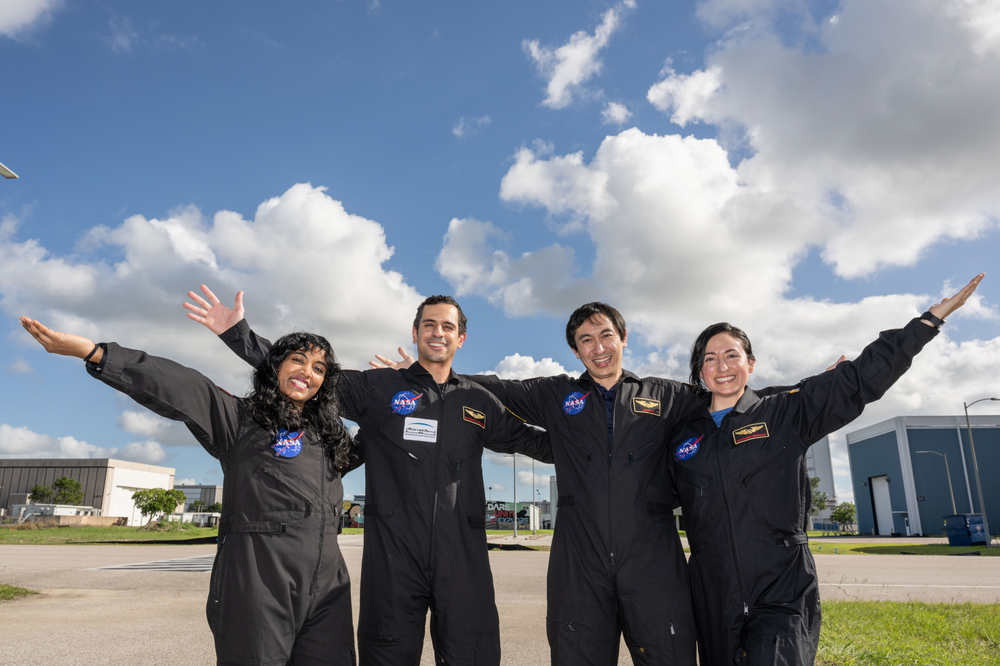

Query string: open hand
369 346 416 370
184 284 244 335
20 317 98 360
927 273 985 322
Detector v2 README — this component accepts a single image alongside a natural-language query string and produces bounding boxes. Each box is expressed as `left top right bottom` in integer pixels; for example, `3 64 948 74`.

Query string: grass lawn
810 542 1000 556
0 523 218 545
817 601 1000 665
0 583 37 601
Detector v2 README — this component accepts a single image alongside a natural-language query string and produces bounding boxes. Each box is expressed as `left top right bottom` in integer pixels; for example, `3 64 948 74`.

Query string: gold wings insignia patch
463 406 486 429
632 398 661 417
733 422 769 445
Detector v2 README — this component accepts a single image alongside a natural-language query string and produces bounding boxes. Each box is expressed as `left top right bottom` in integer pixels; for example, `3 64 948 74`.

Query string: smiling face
572 315 627 389
412 302 466 367
700 332 754 410
276 346 328 410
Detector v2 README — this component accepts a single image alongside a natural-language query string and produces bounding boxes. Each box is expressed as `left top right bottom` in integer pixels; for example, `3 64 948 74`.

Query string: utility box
944 514 986 546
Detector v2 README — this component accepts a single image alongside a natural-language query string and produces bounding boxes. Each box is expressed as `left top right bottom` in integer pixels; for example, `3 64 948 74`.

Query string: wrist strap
920 311 945 328
84 344 100 363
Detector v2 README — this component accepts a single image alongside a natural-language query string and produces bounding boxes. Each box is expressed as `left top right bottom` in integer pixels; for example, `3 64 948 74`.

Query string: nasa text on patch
272 429 303 458
390 390 422 415
562 391 589 415
463 406 486 429
732 422 769 445
676 435 703 460
632 398 661 417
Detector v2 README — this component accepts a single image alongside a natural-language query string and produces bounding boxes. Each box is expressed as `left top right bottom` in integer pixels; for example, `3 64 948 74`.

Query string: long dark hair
689 322 756 391
245 331 354 472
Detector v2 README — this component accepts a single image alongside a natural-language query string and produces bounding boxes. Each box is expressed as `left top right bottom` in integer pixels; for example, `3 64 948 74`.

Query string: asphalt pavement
1 534 998 665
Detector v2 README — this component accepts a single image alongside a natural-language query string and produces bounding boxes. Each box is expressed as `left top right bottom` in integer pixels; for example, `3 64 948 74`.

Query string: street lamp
964 397 999 548
531 457 536 535
488 486 492 502
502 453 518 537
0 161 18 179
915 451 956 515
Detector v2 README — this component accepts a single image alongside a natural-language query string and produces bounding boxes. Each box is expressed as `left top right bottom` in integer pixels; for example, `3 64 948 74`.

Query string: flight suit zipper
312 439 326 596
427 380 445 574
713 412 751 618
607 382 618 571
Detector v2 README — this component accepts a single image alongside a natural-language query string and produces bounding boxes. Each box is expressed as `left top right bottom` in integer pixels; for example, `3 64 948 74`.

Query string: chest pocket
363 418 425 517
626 439 673 512
448 443 487 528
672 463 717 537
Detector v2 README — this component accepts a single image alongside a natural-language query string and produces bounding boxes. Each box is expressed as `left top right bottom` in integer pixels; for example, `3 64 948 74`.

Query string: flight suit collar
576 368 640 390
406 361 461 386
688 387 762 421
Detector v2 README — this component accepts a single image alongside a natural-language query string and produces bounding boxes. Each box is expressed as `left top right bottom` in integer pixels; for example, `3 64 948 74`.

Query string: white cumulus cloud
484 353 579 380
0 423 115 459
523 1 635 109
600 101 633 125
0 0 60 39
3 183 424 396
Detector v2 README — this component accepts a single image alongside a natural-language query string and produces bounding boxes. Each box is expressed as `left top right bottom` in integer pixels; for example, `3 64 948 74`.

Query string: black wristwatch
920 311 944 329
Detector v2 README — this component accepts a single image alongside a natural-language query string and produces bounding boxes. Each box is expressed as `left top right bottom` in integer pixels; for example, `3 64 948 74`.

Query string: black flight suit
220 320 554 666
87 342 358 666
471 370 703 665
670 318 937 666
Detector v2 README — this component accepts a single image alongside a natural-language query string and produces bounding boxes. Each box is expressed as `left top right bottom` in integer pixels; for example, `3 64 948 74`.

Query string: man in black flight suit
185 286 553 666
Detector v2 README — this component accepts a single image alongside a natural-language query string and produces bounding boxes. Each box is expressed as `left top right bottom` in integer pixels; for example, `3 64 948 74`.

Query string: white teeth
291 379 308 389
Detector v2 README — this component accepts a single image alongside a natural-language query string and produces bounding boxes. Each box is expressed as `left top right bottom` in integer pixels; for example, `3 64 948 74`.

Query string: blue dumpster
944 514 987 546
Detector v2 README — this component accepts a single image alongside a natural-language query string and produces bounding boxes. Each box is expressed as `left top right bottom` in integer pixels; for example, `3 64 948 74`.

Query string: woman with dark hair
20 316 360 666
669 273 983 666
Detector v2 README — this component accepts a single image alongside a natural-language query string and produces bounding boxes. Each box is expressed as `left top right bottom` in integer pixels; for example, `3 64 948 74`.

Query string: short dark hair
413 295 467 336
565 302 627 351
689 322 755 388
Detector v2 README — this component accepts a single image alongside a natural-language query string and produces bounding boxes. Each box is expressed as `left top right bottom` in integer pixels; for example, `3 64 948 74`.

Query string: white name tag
403 417 438 443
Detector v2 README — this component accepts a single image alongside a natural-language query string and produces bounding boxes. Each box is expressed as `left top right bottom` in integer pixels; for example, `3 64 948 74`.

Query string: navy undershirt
595 383 617 449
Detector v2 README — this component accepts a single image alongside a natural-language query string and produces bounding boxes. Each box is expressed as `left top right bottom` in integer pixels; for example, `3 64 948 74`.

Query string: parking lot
2 535 999 665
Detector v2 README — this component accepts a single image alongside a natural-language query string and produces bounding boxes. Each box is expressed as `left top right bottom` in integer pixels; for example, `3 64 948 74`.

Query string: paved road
2 536 998 665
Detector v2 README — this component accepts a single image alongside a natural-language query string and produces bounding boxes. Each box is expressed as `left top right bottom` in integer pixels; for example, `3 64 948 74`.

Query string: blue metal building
847 415 1000 536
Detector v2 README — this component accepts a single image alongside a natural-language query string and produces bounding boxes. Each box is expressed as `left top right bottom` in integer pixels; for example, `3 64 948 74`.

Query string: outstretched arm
20 316 239 458
184 284 245 335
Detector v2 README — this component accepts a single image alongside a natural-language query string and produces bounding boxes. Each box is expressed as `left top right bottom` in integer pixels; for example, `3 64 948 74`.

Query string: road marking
98 555 215 572
820 583 1000 589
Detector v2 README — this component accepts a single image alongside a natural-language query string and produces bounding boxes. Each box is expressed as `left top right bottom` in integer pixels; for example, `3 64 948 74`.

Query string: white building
0 458 176 526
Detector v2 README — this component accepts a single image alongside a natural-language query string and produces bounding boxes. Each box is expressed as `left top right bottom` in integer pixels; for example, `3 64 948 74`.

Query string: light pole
488 486 492 502
503 454 518 536
964 397 999 548
915 451 956 515
531 457 536 535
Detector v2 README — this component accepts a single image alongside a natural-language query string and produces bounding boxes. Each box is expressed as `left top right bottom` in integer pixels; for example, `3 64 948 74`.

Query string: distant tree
207 502 222 513
131 488 188 522
810 477 829 516
51 477 85 505
29 484 54 504
190 500 207 513
830 502 856 526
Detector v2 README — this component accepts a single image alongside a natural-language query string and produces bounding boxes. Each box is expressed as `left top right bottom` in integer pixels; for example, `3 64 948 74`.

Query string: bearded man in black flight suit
185 286 552 666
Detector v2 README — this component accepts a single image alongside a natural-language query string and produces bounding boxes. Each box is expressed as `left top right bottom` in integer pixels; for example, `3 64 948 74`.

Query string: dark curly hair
245 331 355 472
689 322 755 391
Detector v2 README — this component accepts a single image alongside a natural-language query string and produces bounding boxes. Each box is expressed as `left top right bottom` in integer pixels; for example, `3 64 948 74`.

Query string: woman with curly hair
21 316 361 666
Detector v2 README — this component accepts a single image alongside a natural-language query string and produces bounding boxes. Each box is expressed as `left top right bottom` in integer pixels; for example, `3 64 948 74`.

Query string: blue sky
3 0 1000 505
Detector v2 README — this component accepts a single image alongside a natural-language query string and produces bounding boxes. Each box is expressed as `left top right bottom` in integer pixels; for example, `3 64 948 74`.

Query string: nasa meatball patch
272 429 303 458
562 391 590 415
675 435 703 460
390 391 422 415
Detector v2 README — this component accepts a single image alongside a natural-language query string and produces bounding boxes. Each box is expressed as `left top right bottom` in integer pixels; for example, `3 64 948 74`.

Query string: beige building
0 458 176 526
